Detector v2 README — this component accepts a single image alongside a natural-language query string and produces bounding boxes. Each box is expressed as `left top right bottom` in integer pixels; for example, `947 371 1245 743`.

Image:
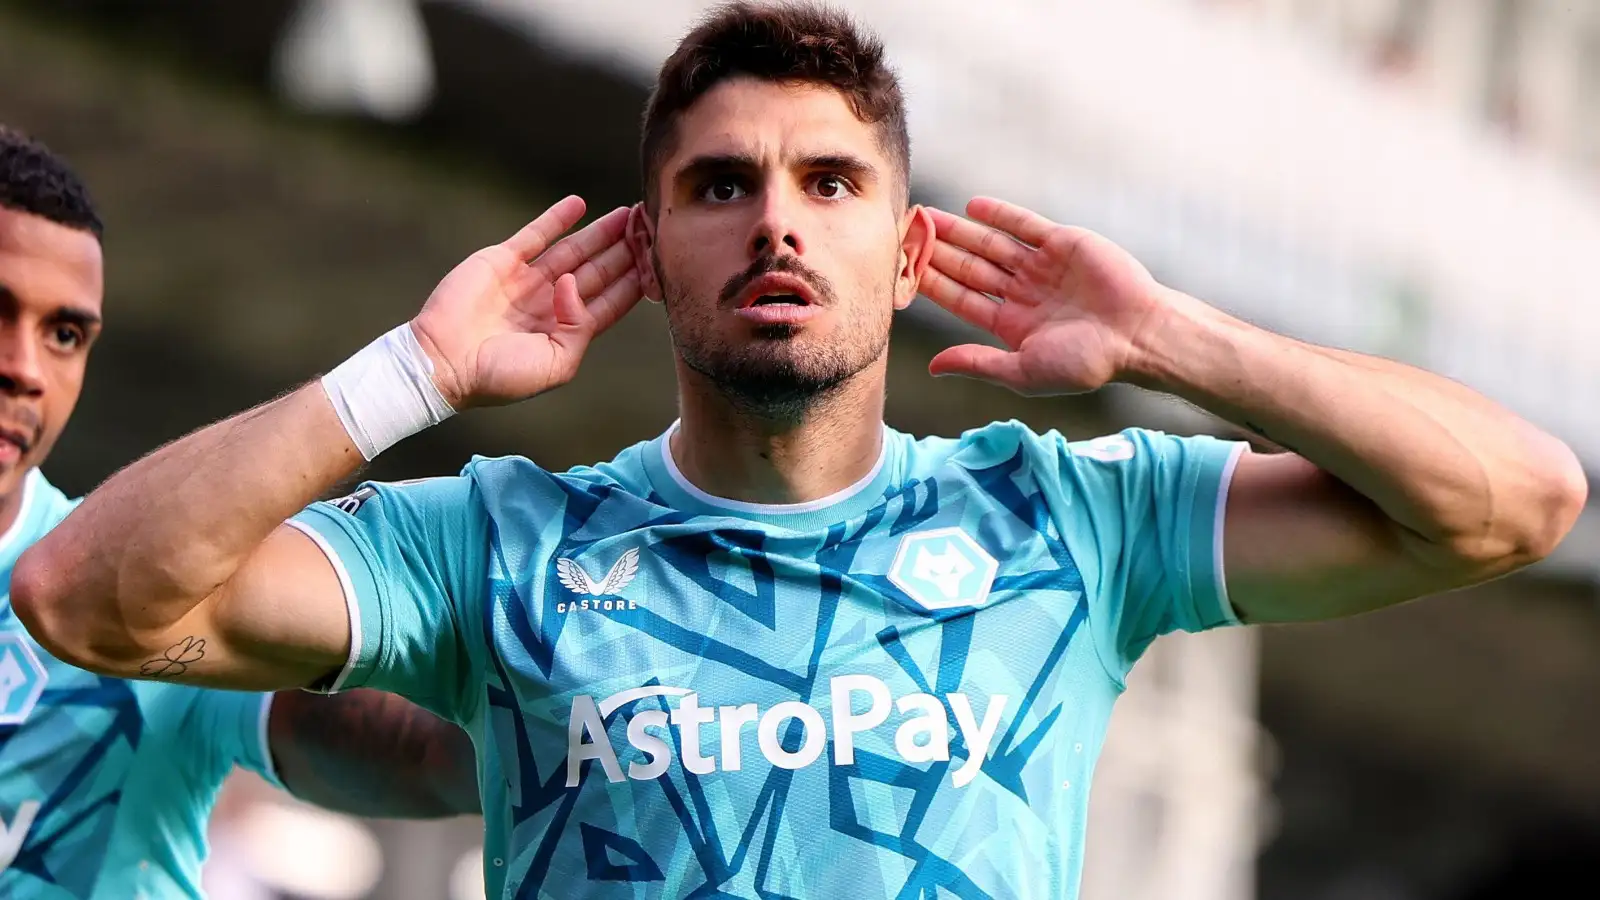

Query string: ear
626 203 665 304
893 205 936 311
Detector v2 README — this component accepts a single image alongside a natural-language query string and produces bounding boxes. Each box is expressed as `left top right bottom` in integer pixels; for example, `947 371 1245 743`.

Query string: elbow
12 543 86 668
1458 440 1589 571
11 544 139 675
1519 444 1590 562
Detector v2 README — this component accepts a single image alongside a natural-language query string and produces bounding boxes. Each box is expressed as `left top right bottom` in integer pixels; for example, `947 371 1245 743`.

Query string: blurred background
2 0 1598 897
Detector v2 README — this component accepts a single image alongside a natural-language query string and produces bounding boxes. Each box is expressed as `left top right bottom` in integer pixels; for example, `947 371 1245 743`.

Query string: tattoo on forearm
140 636 207 678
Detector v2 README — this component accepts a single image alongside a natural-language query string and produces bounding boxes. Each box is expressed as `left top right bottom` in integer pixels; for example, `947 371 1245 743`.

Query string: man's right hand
412 196 642 410
13 194 643 691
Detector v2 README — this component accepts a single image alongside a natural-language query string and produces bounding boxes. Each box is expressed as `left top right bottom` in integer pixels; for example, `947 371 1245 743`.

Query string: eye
699 177 748 203
47 324 85 351
810 174 853 200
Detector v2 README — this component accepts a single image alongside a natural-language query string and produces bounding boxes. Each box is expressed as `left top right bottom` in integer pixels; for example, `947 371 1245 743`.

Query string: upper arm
273 476 490 715
1221 450 1489 624
176 524 358 691
173 475 490 708
113 523 353 692
1036 426 1247 681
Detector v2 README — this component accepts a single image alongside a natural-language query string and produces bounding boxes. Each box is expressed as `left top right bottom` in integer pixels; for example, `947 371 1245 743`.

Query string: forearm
270 690 480 819
13 382 362 658
1127 289 1587 562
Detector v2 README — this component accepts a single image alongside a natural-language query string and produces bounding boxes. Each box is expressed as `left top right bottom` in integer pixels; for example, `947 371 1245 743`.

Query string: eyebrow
797 153 879 183
673 151 881 185
49 307 103 330
0 284 103 330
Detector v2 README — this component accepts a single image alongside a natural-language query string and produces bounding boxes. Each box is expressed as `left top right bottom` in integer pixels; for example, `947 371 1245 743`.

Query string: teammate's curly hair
0 126 103 239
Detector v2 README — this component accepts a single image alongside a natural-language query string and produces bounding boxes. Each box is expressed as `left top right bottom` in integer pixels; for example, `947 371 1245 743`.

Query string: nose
748 182 806 259
0 324 45 398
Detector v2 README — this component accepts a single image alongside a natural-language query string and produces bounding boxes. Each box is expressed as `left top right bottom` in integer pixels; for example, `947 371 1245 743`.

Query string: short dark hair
0 127 103 239
640 1 910 210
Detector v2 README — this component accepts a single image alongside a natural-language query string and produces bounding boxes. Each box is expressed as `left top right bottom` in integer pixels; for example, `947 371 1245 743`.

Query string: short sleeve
285 475 490 722
184 689 282 789
1030 426 1248 683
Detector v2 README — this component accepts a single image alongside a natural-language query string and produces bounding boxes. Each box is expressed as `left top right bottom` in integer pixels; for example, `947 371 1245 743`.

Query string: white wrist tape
321 323 457 460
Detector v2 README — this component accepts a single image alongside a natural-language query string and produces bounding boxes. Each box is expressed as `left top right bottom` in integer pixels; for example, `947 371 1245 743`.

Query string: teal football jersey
291 421 1246 899
0 470 278 899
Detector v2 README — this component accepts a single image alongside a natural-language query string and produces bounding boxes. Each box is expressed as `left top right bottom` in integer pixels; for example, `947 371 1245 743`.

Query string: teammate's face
0 207 102 504
631 77 932 416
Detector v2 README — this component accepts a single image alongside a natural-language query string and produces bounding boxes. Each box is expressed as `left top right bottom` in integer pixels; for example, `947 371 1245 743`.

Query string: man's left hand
920 198 1173 396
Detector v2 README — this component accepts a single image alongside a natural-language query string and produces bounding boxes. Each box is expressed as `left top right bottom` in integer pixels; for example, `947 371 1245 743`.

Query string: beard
660 253 892 421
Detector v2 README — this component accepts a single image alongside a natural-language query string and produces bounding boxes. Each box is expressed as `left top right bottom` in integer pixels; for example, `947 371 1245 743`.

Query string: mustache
718 255 836 307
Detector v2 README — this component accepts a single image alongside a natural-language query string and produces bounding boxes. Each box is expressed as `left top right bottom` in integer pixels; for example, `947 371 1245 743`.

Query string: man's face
632 77 930 415
0 207 102 503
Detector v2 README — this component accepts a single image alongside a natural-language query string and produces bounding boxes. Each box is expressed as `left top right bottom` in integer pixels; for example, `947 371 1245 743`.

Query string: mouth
737 273 819 310
0 427 31 466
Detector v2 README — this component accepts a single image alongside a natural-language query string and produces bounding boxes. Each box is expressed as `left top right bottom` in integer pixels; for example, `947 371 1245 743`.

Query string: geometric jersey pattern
0 470 277 899
294 421 1245 899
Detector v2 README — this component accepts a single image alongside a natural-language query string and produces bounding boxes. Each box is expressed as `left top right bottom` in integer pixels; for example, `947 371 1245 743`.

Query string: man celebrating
0 126 478 898
14 3 1587 899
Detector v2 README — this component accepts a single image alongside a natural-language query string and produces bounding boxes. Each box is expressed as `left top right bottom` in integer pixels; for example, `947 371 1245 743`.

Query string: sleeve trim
1211 442 1248 627
255 692 284 789
285 517 364 694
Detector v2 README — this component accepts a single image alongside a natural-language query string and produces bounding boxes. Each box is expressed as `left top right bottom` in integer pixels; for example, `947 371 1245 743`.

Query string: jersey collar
643 421 898 529
0 469 42 568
